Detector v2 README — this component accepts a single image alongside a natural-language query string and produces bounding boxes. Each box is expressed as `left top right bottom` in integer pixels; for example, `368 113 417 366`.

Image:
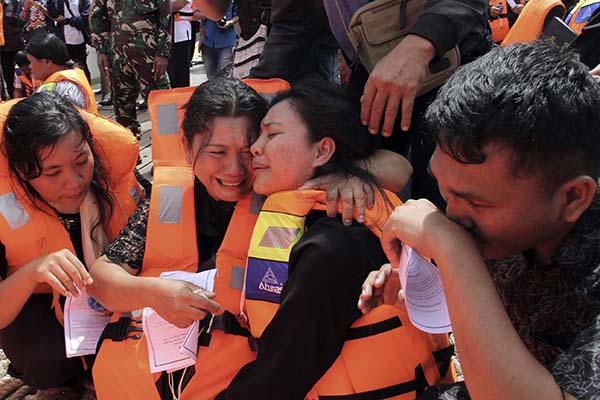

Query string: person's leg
1 51 16 98
167 40 191 88
0 295 85 389
111 54 141 139
215 46 233 76
202 45 218 79
190 21 199 62
67 43 91 83
137 46 170 105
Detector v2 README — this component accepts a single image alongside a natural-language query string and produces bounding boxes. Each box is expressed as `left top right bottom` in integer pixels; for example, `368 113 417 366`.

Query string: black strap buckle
201 311 251 337
95 316 143 354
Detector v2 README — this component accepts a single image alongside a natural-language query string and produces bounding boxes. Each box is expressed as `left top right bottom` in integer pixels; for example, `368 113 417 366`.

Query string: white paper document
64 291 112 358
398 245 452 334
143 269 216 373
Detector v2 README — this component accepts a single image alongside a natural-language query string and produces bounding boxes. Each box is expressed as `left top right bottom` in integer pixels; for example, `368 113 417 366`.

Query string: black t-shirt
219 210 389 400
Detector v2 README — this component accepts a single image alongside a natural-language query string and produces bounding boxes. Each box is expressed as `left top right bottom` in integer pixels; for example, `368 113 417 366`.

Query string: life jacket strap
318 364 429 400
345 316 402 341
95 316 143 354
433 344 455 379
200 311 252 338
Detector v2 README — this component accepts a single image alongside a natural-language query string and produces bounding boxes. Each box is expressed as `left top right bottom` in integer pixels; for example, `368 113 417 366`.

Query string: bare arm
89 256 222 328
360 149 412 193
0 249 91 328
87 255 150 312
0 267 38 328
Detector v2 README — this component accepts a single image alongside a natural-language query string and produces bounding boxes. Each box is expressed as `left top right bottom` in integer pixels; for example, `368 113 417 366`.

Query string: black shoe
136 100 148 110
94 88 102 95
98 95 112 106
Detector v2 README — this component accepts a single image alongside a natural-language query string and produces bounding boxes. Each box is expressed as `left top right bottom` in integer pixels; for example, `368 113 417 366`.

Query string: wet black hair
181 77 268 160
3 92 113 228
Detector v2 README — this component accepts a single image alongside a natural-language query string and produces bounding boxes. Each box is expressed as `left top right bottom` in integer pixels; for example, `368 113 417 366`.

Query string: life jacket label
575 3 600 23
245 257 288 303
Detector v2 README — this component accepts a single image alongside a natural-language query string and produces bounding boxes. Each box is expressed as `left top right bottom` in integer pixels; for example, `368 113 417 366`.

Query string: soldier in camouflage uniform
90 0 171 138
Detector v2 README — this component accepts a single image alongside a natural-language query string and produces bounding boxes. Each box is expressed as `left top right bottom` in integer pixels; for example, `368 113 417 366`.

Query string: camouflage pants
110 46 169 138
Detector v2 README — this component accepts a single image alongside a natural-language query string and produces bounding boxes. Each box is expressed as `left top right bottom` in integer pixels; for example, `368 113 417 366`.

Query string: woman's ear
559 176 597 223
312 136 336 168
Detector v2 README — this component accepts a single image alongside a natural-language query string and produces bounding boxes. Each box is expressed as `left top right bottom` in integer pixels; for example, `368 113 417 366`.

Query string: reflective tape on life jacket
242 189 456 399
566 0 600 34
37 68 98 113
489 0 511 42
501 0 565 45
0 100 141 306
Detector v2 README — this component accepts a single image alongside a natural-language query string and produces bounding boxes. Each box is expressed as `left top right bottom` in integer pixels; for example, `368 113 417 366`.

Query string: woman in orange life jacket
25 33 97 112
215 78 409 399
87 77 410 399
88 77 410 330
0 92 139 397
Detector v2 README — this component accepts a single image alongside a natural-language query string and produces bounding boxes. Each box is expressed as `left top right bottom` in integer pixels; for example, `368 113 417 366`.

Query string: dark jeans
0 294 85 389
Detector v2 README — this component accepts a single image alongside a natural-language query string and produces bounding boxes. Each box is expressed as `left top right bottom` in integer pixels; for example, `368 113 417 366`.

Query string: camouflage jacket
90 0 170 58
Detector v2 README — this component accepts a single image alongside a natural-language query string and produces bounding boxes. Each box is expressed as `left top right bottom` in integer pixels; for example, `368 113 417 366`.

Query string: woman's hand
24 249 93 297
357 263 404 314
299 174 375 226
149 279 222 328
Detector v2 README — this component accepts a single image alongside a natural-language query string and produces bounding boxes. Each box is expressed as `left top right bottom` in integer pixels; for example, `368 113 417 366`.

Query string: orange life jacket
93 78 291 400
15 70 36 97
566 0 600 34
94 192 262 400
242 190 456 399
501 0 565 45
0 100 142 307
37 68 98 113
